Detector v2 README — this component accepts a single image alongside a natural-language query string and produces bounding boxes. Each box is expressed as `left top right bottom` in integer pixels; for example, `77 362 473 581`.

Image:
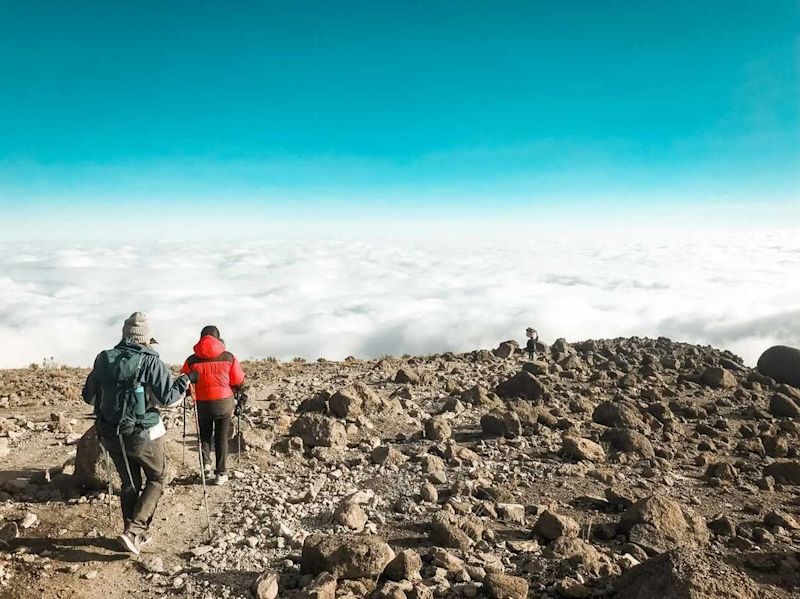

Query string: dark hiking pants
100 431 166 536
196 399 233 475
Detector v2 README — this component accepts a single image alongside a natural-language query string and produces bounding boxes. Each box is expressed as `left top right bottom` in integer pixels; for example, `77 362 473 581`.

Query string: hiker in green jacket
82 312 196 555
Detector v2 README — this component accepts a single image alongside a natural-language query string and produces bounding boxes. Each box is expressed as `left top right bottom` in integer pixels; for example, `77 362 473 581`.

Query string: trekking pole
191 395 213 540
103 447 113 522
237 412 242 464
182 393 187 466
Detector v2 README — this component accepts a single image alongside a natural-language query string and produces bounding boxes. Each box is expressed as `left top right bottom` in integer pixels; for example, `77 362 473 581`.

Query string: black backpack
95 347 146 435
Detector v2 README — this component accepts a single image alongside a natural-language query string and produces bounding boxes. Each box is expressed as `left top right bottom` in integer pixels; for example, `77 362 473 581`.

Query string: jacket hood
116 339 159 356
194 335 226 359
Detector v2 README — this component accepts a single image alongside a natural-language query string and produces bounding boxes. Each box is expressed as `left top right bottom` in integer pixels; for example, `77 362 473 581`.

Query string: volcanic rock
613 548 763 599
700 367 737 389
601 428 655 458
73 425 120 491
329 382 378 419
251 572 279 599
424 417 451 441
532 510 580 541
394 368 420 385
383 549 422 582
290 414 347 448
480 410 522 438
483 572 529 599
334 501 368 531
619 495 710 555
429 521 472 550
561 436 606 462
495 371 547 401
592 401 644 430
757 345 800 387
301 534 395 579
763 460 800 484
493 340 518 359
769 393 800 418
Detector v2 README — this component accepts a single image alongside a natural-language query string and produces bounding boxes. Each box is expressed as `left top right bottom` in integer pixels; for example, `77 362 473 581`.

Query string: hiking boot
203 463 213 477
212 473 228 486
118 531 143 555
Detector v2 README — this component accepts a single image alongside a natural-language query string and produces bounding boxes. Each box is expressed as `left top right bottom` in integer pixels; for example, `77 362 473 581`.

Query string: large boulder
493 340 519 359
289 415 347 448
483 572 529 599
73 426 120 491
394 368 420 385
429 521 472 550
329 382 379 419
757 345 800 387
301 534 394 579
532 510 580 541
592 401 644 430
333 501 368 531
480 410 522 438
613 549 763 599
769 393 800 418
763 460 800 484
383 549 422 582
543 537 615 576
460 384 495 406
619 496 709 555
562 436 606 462
600 428 655 458
700 367 737 389
495 371 547 401
424 417 451 441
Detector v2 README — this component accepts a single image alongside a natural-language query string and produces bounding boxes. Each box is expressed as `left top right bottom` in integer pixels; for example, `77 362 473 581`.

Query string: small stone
533 510 580 541
424 417 452 441
20 513 38 529
334 501 368 531
420 483 438 503
383 549 423 581
251 571 279 599
484 572 529 599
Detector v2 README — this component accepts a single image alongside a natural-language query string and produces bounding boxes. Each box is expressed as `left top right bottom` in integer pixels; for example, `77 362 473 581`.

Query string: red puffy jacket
181 336 245 401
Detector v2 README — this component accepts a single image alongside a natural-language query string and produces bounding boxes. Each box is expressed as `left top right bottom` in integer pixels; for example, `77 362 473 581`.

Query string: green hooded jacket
82 339 189 437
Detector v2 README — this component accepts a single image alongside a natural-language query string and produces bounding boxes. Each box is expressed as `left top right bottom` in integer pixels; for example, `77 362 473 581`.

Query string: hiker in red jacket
181 325 245 486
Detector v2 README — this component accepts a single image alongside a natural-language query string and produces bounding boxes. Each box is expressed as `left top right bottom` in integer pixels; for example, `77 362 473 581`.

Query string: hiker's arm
230 356 245 390
146 357 191 409
81 355 101 406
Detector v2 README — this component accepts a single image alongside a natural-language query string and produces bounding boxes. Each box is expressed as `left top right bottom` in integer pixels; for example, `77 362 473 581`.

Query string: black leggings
196 402 232 475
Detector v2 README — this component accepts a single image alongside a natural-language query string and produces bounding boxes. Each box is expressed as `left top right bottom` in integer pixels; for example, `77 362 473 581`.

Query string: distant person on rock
182 325 245 487
82 312 195 555
525 327 539 360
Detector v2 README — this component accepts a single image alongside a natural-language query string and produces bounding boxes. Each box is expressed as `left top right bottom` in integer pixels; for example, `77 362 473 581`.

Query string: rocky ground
1 337 800 599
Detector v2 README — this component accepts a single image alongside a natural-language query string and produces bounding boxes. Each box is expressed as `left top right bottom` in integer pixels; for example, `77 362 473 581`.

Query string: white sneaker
212 474 228 486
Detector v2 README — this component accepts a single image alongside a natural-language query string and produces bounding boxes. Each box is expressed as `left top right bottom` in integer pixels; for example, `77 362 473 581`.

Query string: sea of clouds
1 229 798 368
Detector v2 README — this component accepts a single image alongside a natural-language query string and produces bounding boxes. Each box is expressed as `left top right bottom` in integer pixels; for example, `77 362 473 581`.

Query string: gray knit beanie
122 312 157 345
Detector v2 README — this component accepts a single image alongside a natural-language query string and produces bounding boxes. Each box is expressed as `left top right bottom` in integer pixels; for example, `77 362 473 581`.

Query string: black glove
185 371 199 384
234 392 248 416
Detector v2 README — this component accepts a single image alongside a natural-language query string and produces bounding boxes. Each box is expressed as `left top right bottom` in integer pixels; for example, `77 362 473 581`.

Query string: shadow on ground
13 536 129 563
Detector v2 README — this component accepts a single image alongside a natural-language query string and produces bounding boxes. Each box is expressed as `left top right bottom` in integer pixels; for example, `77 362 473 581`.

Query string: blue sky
0 1 798 238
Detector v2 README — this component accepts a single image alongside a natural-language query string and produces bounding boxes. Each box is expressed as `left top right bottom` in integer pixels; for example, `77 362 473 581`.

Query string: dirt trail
3 413 234 599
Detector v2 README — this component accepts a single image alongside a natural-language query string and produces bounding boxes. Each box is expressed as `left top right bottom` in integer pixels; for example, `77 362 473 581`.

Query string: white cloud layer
1 229 798 368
